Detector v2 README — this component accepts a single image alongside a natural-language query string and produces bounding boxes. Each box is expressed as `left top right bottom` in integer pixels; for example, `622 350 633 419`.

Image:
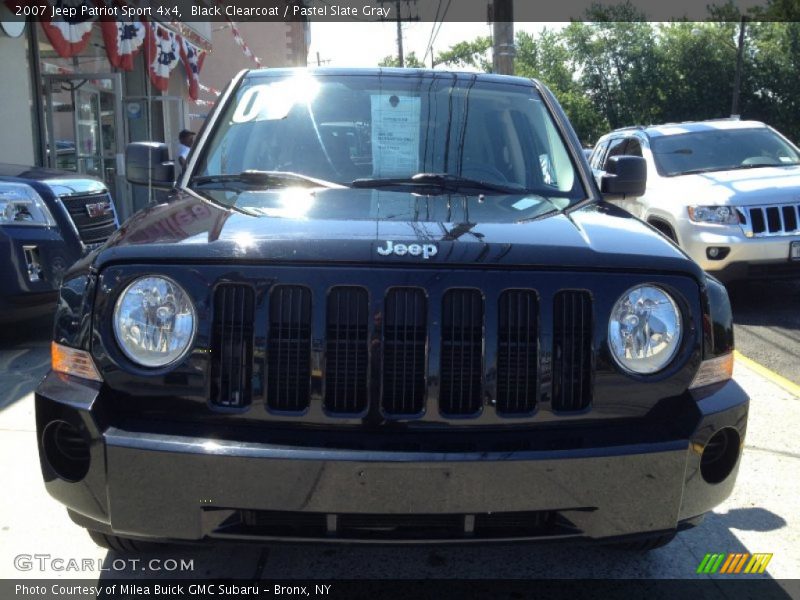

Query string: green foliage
434 37 493 71
433 17 800 144
378 51 425 68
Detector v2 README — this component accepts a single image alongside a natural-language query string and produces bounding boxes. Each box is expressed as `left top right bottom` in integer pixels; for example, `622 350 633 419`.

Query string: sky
308 21 565 68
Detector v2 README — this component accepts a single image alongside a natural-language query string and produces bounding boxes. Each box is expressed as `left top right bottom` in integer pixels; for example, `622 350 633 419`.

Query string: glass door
43 74 125 215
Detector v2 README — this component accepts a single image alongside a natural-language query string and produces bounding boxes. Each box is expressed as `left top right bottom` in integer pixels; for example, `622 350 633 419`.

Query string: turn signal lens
51 342 102 382
689 353 734 390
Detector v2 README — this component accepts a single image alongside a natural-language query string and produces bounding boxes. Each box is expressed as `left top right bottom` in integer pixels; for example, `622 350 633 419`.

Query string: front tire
608 532 677 552
86 529 165 553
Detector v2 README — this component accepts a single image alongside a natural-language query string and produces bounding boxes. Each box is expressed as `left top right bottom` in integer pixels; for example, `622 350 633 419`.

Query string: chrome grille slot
552 290 592 412
440 289 483 416
325 287 369 414
740 202 800 237
382 288 427 415
210 285 255 408
497 290 538 414
267 286 312 412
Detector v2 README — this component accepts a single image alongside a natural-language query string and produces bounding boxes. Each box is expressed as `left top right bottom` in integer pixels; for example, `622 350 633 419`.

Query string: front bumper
677 225 800 281
0 225 79 321
36 372 749 544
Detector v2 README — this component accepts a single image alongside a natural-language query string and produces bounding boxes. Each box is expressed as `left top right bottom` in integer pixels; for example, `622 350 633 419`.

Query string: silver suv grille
737 203 800 237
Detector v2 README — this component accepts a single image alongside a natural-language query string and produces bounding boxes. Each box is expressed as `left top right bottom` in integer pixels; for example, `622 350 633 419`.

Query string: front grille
382 288 427 415
440 289 484 416
325 287 369 414
497 290 538 414
210 285 255 408
552 291 593 412
221 509 567 540
60 192 116 244
738 203 800 237
208 283 596 419
267 286 312 412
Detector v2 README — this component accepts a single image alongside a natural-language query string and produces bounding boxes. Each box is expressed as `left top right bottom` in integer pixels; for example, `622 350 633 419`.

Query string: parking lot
0 281 798 589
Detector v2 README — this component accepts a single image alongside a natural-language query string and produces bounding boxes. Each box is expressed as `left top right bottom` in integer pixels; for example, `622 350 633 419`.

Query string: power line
422 0 443 66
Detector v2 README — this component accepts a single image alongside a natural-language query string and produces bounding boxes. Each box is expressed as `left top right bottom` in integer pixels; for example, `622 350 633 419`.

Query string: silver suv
590 119 800 282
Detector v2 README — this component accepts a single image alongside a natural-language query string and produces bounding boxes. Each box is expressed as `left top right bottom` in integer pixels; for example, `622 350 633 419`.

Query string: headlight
608 285 682 374
687 205 739 225
0 183 56 227
113 276 196 368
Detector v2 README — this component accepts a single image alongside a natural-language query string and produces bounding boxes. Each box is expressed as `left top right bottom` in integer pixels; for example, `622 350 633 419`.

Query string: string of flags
225 19 263 68
23 0 230 102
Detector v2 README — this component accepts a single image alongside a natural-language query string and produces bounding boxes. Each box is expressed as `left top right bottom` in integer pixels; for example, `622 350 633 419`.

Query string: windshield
651 127 800 176
191 71 585 214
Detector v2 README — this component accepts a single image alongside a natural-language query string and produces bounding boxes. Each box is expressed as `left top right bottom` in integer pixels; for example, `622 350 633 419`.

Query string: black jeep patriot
36 68 748 551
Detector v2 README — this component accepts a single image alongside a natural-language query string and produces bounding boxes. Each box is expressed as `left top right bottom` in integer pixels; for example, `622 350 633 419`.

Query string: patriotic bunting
179 36 206 101
40 0 95 58
99 16 146 71
145 21 180 92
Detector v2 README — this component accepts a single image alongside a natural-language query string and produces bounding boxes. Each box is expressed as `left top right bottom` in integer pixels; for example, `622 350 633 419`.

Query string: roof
643 119 767 138
244 67 537 87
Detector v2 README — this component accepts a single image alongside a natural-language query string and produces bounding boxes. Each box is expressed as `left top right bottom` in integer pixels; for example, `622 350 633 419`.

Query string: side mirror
125 142 176 189
601 155 647 197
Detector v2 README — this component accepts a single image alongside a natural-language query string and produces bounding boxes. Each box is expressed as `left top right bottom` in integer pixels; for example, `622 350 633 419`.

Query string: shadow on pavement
0 316 52 411
728 279 800 331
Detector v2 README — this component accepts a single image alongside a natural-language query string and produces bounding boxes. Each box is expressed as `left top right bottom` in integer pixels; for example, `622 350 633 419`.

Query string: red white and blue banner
99 13 145 71
39 0 95 58
179 36 206 101
145 21 180 92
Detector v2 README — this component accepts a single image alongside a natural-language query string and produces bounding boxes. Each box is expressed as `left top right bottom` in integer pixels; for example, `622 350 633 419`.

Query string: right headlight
113 276 196 368
608 285 682 374
687 205 739 225
0 182 56 227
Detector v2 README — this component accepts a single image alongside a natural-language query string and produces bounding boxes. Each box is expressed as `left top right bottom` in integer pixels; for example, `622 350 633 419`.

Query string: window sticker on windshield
370 94 420 177
232 83 295 123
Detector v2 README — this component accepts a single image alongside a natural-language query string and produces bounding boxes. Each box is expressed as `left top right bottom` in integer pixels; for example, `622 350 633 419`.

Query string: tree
378 51 425 68
433 37 492 71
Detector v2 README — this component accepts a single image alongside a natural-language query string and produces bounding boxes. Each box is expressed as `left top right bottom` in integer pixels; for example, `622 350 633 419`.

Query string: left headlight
113 276 196 368
608 285 682 374
687 205 739 225
0 182 56 227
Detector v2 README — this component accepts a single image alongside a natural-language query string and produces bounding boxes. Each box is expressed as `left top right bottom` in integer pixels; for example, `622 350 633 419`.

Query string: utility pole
377 0 417 67
490 0 515 75
395 0 404 66
731 16 747 117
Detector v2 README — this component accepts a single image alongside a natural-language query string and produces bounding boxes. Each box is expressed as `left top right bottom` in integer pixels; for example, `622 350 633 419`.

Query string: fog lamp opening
700 427 741 484
41 419 90 482
706 247 730 261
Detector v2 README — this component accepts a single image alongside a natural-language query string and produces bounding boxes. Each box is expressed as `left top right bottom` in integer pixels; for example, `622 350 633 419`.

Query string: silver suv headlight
113 276 196 368
608 285 682 374
688 205 739 224
0 182 56 227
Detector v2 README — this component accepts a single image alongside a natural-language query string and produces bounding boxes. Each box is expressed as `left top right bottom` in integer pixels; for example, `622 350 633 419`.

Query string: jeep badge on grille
376 241 438 259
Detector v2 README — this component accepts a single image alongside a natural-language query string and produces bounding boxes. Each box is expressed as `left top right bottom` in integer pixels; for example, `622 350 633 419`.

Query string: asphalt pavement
728 278 800 387
0 309 798 590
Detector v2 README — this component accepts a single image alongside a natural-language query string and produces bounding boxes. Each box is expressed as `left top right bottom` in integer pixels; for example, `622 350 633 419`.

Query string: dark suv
36 68 747 551
0 164 117 323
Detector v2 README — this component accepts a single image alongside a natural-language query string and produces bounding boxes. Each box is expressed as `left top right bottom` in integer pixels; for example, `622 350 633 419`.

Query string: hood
659 165 800 207
95 189 699 277
0 163 107 195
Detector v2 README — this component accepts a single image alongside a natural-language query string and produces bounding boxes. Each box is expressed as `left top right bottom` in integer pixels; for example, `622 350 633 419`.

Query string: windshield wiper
190 170 340 189
351 172 528 195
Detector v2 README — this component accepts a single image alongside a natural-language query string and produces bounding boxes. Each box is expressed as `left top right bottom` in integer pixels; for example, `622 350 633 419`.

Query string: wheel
86 529 165 554
608 532 677 552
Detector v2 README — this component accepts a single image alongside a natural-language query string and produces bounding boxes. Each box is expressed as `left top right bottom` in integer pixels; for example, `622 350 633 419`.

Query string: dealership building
0 5 308 220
